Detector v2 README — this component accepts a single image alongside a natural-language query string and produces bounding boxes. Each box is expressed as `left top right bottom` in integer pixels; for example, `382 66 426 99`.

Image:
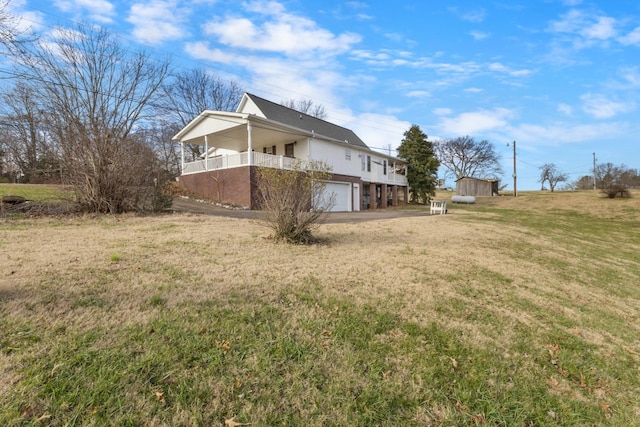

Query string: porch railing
182 151 408 186
182 152 298 175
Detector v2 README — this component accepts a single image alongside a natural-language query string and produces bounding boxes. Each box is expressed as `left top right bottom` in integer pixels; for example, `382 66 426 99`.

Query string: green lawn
0 183 72 202
1 190 639 426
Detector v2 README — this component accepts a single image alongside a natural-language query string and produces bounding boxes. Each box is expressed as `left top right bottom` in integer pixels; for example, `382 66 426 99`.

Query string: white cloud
464 87 483 93
127 1 188 45
507 121 627 145
549 9 586 33
185 40 354 109
580 93 635 119
461 9 487 23
582 16 616 40
488 62 533 77
619 27 640 46
244 0 285 15
356 13 373 21
548 9 618 48
345 1 368 9
203 1 361 57
557 103 574 115
184 41 238 64
620 67 640 88
346 113 411 152
53 0 115 23
437 108 515 136
6 0 45 33
470 31 489 40
350 51 532 82
406 90 431 98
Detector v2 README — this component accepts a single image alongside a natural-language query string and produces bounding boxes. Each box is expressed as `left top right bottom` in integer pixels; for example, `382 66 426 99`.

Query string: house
172 93 409 212
455 176 500 197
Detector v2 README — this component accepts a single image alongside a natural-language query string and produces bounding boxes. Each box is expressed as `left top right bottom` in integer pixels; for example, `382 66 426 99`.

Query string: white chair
430 200 446 215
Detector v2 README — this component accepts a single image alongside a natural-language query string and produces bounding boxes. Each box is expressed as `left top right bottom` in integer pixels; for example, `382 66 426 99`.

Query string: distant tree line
571 163 639 198
538 161 638 198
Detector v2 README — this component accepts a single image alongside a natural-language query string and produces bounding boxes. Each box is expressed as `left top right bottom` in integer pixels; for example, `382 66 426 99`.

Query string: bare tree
14 24 171 212
158 68 243 160
256 161 334 244
595 162 635 198
571 175 594 190
0 0 19 53
281 98 328 120
0 83 60 182
0 131 10 180
137 122 182 179
434 136 503 180
1 0 37 61
538 163 568 192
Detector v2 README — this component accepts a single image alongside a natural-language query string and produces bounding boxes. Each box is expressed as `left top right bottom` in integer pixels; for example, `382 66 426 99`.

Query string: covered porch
176 112 311 176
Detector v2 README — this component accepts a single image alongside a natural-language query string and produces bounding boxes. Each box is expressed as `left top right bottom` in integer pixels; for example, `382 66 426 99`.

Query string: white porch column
180 142 184 174
204 135 209 171
247 121 253 166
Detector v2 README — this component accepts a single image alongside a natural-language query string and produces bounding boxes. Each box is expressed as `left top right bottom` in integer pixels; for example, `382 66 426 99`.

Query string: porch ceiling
180 120 309 151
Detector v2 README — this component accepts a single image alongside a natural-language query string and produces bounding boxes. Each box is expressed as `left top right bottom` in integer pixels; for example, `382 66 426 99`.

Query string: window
263 145 276 155
361 154 366 171
383 160 387 175
285 142 295 158
367 155 371 172
345 149 351 161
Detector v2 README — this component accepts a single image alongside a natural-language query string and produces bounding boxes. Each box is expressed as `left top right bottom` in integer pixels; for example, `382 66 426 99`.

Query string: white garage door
320 182 351 212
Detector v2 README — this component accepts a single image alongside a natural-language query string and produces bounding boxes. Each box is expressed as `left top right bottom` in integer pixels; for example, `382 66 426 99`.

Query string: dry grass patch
2 191 640 425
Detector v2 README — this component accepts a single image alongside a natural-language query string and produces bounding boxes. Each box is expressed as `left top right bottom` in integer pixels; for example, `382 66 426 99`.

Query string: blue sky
7 0 640 189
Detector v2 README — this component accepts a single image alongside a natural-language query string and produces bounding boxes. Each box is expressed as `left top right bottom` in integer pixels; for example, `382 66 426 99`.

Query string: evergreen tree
397 125 440 203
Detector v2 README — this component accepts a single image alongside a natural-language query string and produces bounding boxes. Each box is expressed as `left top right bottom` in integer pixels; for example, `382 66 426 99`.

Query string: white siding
309 139 361 177
307 138 407 186
237 97 266 117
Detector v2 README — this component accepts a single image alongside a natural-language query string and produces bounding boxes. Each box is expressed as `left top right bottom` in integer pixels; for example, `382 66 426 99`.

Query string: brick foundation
178 167 253 208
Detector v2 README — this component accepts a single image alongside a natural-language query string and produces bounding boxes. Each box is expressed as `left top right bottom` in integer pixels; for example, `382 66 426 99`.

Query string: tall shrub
256 161 334 244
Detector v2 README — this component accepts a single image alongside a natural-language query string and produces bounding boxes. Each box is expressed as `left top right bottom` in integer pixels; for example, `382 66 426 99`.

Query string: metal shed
455 177 500 196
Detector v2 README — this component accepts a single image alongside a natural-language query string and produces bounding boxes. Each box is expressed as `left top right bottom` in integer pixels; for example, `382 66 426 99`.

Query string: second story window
345 149 351 161
367 155 371 172
383 160 387 175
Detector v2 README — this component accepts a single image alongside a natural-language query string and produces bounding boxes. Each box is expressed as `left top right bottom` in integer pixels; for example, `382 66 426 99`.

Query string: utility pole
510 141 517 197
593 152 597 190
506 141 517 197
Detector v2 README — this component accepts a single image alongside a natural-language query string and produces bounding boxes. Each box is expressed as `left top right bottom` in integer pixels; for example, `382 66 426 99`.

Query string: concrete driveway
170 197 431 223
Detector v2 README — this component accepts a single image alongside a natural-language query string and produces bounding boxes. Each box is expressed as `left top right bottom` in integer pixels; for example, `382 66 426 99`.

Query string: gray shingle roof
246 93 369 149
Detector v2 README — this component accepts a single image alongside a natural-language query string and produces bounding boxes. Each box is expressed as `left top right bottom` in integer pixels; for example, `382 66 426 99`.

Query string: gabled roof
240 93 369 150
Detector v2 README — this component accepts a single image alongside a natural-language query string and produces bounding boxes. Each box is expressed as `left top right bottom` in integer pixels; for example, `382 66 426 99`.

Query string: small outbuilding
455 176 499 197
